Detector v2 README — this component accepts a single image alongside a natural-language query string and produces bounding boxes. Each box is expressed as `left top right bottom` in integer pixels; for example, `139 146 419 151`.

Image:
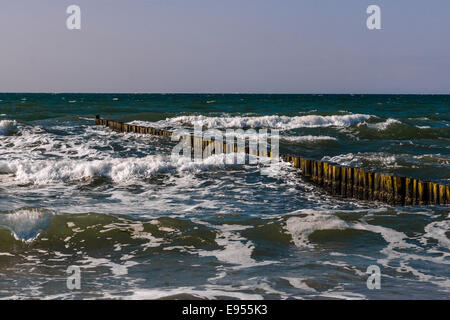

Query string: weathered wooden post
393 176 406 205
416 180 427 205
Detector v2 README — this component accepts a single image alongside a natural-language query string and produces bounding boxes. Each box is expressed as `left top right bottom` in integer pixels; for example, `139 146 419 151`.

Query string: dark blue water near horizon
2 93 449 119
0 93 449 299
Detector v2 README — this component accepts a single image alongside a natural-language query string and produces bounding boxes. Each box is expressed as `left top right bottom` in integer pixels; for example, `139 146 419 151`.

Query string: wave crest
0 209 54 241
0 153 254 185
0 120 17 136
140 114 373 130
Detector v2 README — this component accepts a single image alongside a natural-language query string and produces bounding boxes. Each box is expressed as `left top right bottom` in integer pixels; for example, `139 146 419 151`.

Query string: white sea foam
114 276 291 300
319 291 367 300
284 208 450 292
285 211 350 248
423 220 450 249
321 152 400 168
193 130 336 144
114 286 263 300
282 135 337 143
78 256 139 276
359 118 401 130
355 218 450 290
0 153 254 185
0 156 168 184
169 114 372 129
197 223 276 269
0 252 14 256
281 277 316 292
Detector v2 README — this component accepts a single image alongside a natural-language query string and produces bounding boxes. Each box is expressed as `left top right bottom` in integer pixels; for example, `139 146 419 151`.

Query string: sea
0 93 449 299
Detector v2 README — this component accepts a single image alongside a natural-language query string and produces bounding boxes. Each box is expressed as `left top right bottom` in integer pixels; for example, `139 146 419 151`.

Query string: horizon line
1 92 449 95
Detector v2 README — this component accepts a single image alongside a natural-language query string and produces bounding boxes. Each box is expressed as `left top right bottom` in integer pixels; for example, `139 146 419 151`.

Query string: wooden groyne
94 115 449 206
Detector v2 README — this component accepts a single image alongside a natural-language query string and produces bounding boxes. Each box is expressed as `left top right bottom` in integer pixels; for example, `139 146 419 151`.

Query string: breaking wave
0 153 259 185
0 120 17 136
0 208 55 241
361 118 402 130
137 114 373 130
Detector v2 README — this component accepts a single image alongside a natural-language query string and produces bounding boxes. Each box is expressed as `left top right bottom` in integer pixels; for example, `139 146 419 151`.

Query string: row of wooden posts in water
94 115 449 206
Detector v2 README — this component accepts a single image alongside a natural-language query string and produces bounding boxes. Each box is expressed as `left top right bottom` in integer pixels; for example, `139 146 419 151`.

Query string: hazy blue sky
0 0 449 93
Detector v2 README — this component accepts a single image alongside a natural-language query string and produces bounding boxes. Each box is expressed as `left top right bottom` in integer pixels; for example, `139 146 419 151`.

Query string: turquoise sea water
0 94 449 299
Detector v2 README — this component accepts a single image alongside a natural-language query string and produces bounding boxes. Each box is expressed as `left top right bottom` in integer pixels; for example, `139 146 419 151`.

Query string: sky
0 0 449 94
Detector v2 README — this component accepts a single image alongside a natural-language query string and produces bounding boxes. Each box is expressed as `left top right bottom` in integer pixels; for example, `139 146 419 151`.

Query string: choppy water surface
0 94 449 299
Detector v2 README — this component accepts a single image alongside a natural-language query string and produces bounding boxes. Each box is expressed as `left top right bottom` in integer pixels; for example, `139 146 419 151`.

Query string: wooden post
366 171 374 201
385 175 394 204
404 178 414 205
316 161 324 187
372 173 381 202
393 176 406 205
358 169 366 200
346 167 354 199
311 161 318 184
430 182 439 205
292 157 299 169
445 186 450 204
340 166 347 197
437 184 445 205
305 160 313 177
416 180 427 205
332 165 342 196
353 168 361 199
323 162 329 190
